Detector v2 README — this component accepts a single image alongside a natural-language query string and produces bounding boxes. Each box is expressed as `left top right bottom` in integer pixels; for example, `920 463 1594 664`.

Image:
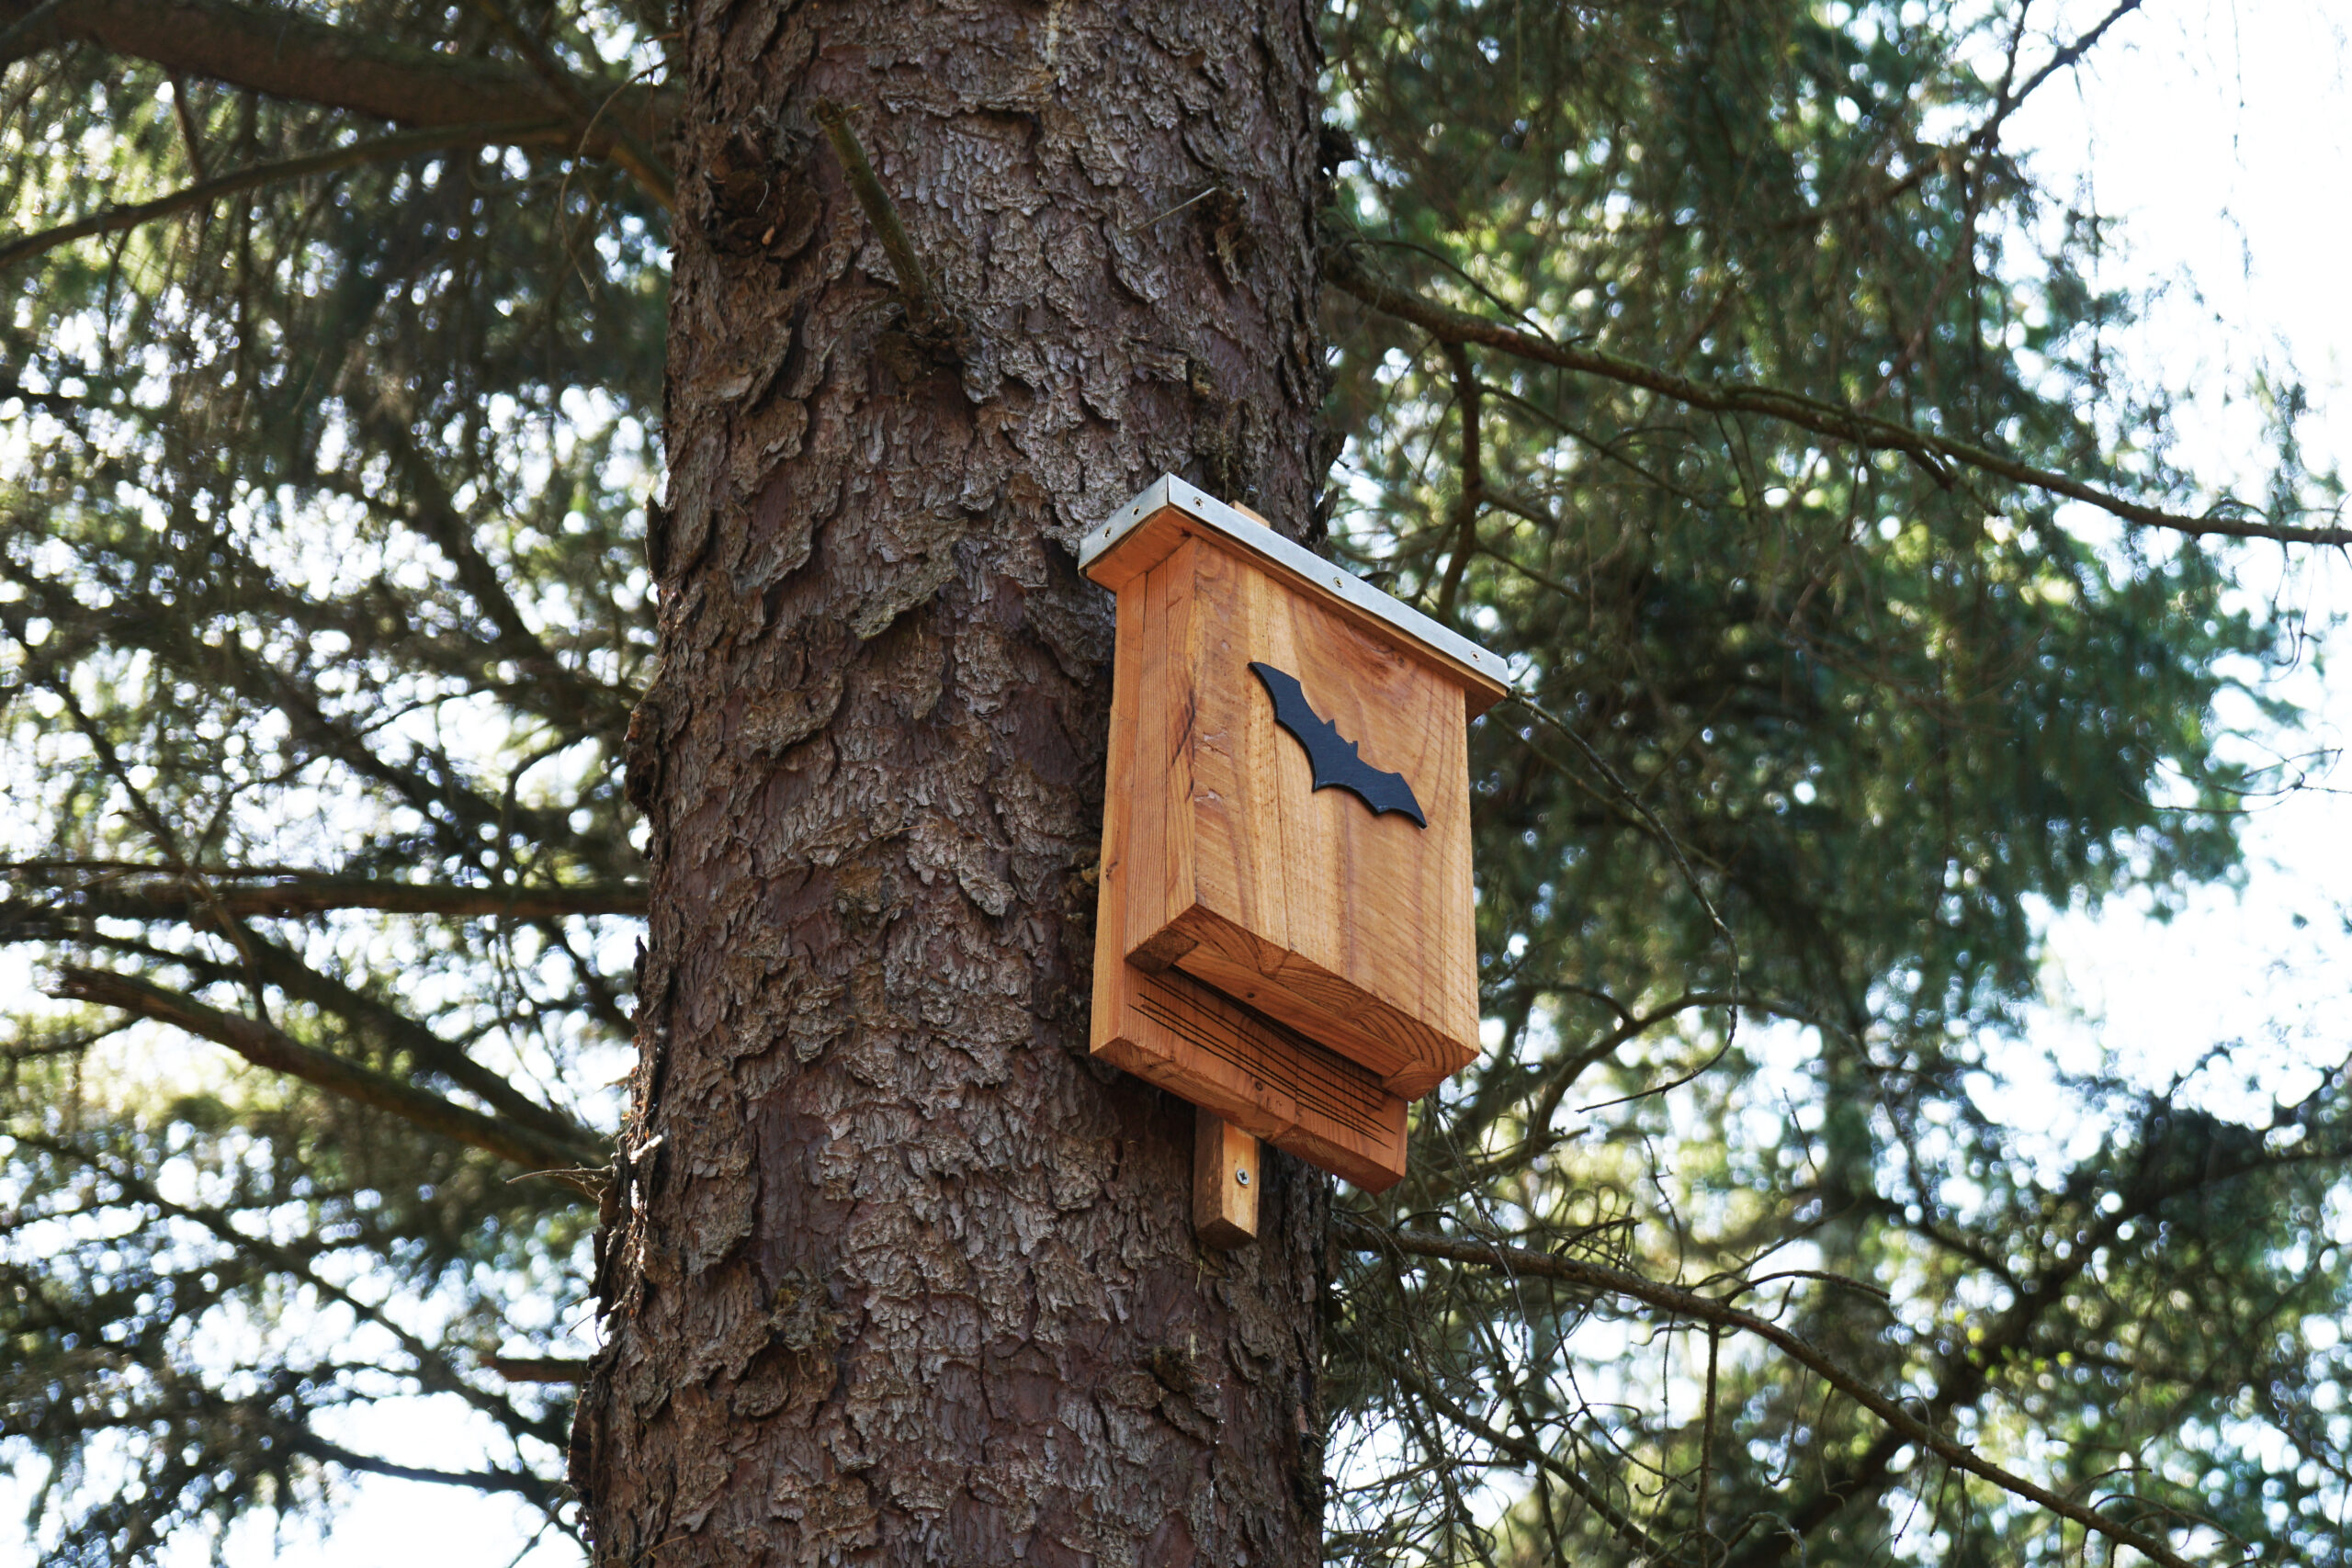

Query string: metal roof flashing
1078 475 1511 696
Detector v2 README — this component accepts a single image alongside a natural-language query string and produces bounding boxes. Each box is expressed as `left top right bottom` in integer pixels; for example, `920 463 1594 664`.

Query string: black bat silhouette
1249 661 1428 828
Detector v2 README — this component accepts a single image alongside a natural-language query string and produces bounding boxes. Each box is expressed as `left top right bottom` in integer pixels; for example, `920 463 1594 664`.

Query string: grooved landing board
1096 960 1408 1192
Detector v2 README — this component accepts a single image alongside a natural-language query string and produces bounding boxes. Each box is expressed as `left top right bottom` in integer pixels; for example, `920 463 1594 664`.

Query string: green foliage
1 4 662 1557
2 1 2347 1565
1318 4 2348 1565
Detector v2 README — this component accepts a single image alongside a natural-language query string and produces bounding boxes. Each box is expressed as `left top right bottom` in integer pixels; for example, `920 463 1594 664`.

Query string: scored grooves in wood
1132 971 1392 1141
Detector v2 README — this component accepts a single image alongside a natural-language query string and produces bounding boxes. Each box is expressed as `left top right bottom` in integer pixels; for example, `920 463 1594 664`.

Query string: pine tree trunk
574 4 1331 1562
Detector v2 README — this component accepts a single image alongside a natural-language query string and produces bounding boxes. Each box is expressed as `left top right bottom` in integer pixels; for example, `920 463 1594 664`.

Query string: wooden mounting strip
1193 1110 1259 1247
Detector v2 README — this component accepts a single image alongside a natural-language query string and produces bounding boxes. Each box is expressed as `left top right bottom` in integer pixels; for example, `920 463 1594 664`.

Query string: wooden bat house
1081 476 1508 1207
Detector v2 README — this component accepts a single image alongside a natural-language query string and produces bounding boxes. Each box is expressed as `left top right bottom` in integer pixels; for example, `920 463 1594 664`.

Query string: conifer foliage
2 2 2346 1564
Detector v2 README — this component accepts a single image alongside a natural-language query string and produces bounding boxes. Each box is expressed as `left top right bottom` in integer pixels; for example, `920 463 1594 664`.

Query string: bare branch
461 0 673 208
2 0 674 154
2001 1 2146 117
234 927 600 1149
1433 339 1483 621
5 870 646 921
0 119 571 272
813 98 967 354
1381 1351 1690 1566
366 412 639 739
287 1431 564 1506
19 1128 571 1450
484 1355 591 1384
1333 1217 2199 1568
49 964 607 1175
1327 246 2352 548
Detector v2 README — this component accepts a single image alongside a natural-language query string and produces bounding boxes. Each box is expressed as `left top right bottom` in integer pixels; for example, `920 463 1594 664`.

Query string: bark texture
574 3 1331 1563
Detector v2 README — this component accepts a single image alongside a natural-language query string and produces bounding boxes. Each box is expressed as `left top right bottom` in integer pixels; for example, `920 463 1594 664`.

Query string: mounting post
1193 1109 1259 1247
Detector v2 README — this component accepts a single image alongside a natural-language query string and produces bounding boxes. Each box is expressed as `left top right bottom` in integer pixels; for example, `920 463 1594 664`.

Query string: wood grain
1094 961 1408 1191
1102 517 1482 1099
1193 1111 1260 1247
1093 558 1408 1189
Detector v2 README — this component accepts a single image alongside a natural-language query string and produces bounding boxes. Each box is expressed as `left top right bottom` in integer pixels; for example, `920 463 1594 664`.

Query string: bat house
1081 476 1508 1190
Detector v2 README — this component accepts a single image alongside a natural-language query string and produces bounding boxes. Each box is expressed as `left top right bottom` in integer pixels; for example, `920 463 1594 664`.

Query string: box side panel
1125 537 1200 965
1089 576 1149 1055
1433 689 1480 1049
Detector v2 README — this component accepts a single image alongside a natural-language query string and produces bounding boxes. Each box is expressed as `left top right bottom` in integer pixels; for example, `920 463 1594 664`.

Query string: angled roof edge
1078 474 1512 694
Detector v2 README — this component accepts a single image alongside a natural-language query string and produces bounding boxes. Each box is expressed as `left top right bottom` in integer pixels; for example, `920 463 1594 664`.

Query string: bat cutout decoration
1249 661 1428 828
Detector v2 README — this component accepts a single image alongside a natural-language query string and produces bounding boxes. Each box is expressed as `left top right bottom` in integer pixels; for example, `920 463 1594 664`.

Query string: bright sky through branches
6 6 2336 1566
2003 2 2352 1135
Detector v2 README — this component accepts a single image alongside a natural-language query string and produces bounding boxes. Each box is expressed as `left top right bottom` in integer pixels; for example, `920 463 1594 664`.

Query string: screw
1235 1169 1250 1186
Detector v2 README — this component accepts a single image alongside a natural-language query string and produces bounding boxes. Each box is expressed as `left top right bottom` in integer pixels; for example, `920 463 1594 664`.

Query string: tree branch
287 1431 565 1506
461 0 673 208
236 927 600 1149
1379 1350 1690 1566
1326 246 2352 548
4 0 675 206
0 119 570 272
3 884 620 1147
28 1132 572 1450
1433 339 1483 621
3 0 674 147
484 1354 591 1384
1332 1217 2199 1568
813 97 966 353
49 964 607 1175
366 411 639 739
5 871 646 921
0 0 68 59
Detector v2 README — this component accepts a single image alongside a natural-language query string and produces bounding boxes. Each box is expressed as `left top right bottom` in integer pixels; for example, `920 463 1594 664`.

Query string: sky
10 4 2352 1565
2000 3 2352 1131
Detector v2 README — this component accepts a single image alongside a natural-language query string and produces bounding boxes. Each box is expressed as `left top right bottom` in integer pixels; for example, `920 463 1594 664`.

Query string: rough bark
573 3 1331 1563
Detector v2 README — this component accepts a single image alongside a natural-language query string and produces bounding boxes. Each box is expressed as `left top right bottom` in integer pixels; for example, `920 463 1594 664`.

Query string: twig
0 119 570 272
1434 339 1484 621
165 73 208 183
462 0 675 209
1333 1216 2200 1568
1121 186 1217 235
1326 245 2352 548
1507 690 1745 1090
482 1354 592 1383
1380 1350 1693 1568
812 97 958 346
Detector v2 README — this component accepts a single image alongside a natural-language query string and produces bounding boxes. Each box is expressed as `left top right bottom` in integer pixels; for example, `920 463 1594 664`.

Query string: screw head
1235 1169 1250 1186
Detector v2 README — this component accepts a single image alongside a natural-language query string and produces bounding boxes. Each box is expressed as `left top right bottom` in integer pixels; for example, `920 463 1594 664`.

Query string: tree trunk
573 4 1331 1562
